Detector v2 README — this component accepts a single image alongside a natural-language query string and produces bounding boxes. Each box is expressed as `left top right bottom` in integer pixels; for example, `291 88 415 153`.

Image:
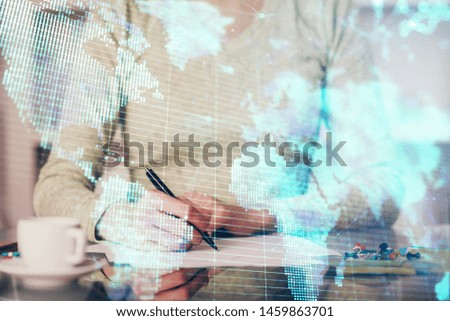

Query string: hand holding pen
145 167 219 251
95 174 216 252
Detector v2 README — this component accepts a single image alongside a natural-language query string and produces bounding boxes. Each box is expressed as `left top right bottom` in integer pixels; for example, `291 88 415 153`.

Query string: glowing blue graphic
96 175 193 254
0 0 160 148
435 272 449 301
135 0 233 70
398 1 450 37
0 0 448 300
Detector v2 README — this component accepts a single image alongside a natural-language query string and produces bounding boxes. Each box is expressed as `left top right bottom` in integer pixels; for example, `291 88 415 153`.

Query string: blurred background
0 0 449 246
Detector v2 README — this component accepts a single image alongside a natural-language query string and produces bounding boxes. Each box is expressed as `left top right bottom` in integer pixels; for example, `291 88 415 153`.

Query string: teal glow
0 0 448 301
399 2 450 37
135 0 233 70
435 272 449 301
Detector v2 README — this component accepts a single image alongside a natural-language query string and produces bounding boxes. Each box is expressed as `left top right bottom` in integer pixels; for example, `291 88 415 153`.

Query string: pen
145 167 219 251
0 242 18 253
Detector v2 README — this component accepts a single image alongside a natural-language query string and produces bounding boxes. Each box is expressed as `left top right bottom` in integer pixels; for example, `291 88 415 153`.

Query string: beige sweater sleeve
34 126 109 241
33 2 126 241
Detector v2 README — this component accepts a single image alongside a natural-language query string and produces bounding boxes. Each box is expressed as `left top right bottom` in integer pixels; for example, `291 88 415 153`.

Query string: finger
186 208 211 245
180 197 212 222
154 208 207 246
153 269 209 300
208 267 224 277
166 207 210 245
183 192 216 209
174 197 211 231
112 221 191 252
216 208 277 236
151 191 211 244
148 212 192 239
150 191 190 220
183 192 231 233
183 197 213 231
178 196 210 215
134 235 191 253
131 277 159 299
155 192 209 229
183 191 201 201
156 268 204 292
178 195 216 228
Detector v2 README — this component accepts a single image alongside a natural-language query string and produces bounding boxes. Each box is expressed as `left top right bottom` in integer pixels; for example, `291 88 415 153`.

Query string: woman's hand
150 268 209 300
96 190 212 252
131 268 223 300
183 192 277 236
102 266 219 300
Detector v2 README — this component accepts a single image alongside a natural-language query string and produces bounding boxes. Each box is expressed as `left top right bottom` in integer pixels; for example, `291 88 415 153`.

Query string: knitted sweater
34 0 402 242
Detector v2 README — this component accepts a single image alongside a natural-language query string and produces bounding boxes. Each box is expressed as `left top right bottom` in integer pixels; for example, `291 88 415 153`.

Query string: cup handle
66 228 86 265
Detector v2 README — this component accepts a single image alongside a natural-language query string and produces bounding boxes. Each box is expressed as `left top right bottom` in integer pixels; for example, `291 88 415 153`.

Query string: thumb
183 191 198 201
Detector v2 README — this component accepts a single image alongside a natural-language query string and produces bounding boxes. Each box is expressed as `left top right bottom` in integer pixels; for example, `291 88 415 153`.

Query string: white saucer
0 258 105 289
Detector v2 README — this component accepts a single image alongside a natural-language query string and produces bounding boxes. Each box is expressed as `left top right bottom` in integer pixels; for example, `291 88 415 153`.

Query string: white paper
87 234 341 268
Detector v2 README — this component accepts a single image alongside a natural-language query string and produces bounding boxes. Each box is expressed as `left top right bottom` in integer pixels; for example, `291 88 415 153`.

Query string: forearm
333 186 400 230
33 157 103 242
333 166 403 229
281 168 402 233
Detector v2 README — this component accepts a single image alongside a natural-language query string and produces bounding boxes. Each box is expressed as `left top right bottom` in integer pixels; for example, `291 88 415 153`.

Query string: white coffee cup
17 217 86 272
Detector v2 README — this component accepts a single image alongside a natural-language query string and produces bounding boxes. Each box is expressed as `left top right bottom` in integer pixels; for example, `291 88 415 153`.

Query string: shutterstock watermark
99 132 347 168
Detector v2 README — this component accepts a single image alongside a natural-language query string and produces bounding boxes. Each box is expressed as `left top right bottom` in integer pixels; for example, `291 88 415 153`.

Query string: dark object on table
343 242 377 260
407 251 421 260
